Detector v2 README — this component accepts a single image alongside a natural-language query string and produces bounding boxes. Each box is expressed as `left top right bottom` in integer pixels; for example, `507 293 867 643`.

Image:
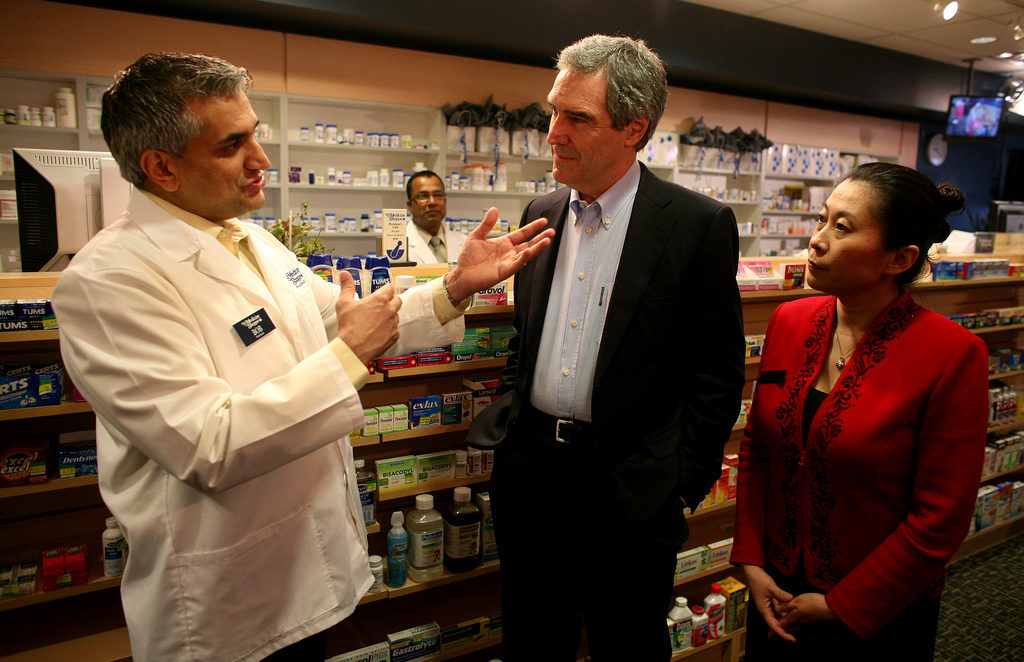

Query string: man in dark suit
469 35 745 660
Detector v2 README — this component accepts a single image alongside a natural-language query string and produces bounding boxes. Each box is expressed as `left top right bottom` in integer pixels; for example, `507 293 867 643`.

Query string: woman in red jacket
731 162 989 660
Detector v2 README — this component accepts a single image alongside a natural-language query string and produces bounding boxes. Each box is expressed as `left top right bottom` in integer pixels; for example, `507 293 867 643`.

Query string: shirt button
578 272 585 280
571 320 578 328
563 368 571 376
585 226 593 234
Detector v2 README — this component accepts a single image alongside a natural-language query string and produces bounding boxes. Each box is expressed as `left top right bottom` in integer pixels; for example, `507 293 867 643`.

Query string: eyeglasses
411 192 447 202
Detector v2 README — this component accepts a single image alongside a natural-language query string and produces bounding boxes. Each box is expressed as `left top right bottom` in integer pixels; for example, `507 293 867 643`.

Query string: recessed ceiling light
999 52 1015 58
971 36 998 45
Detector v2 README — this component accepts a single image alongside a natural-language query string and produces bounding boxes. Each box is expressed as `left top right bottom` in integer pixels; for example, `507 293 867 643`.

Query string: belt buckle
555 418 573 443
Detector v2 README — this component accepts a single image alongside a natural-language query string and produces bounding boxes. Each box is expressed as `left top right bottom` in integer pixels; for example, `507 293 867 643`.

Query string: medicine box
490 325 515 359
377 455 417 494
718 575 748 633
462 377 500 418
416 451 455 484
57 431 97 478
452 327 490 362
476 491 499 564
674 546 708 580
440 617 488 656
442 391 473 426
486 612 502 641
361 408 379 437
409 395 442 429
976 485 999 529
325 641 389 662
472 280 508 307
1013 481 1024 517
391 404 408 432
707 538 733 567
387 622 440 662
378 405 395 435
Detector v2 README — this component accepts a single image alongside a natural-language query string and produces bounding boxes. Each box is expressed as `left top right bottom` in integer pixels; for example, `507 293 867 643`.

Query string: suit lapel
594 167 677 385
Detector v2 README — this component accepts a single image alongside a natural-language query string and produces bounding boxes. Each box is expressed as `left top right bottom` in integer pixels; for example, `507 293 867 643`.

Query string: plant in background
268 201 331 259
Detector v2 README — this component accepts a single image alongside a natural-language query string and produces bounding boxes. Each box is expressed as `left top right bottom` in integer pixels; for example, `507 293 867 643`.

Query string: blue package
409 395 442 429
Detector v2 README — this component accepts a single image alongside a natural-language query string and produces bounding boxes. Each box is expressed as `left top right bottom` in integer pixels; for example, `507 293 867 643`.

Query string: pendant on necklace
835 357 846 370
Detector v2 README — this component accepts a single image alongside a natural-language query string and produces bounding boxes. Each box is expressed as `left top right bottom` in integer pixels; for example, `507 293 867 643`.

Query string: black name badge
233 308 277 347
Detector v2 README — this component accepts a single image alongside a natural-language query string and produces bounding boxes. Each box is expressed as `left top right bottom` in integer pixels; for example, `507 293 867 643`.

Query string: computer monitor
14 147 132 272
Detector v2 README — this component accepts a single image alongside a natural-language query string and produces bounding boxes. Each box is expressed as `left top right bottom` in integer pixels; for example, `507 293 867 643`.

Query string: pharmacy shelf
378 473 491 503
988 420 1024 435
981 466 1024 482
0 329 60 343
688 499 735 521
384 561 499 598
287 142 440 156
953 513 1024 563
674 562 734 588
670 628 745 661
0 571 120 613
0 401 92 422
380 421 471 443
0 473 97 499
990 369 1024 381
380 357 505 379
967 323 1024 336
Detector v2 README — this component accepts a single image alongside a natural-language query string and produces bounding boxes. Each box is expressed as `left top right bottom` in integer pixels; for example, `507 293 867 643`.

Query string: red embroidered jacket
731 291 989 639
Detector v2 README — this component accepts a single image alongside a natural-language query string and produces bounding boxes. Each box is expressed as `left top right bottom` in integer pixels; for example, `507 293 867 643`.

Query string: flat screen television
944 95 1005 140
14 148 132 271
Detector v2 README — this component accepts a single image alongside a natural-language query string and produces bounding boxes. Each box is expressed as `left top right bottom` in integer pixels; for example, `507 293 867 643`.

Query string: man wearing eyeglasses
406 169 466 264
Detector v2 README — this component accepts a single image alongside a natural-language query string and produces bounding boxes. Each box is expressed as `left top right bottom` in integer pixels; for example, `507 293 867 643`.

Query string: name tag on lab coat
233 308 277 347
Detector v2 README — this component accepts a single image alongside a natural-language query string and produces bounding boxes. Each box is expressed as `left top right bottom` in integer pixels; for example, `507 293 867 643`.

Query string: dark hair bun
937 183 966 216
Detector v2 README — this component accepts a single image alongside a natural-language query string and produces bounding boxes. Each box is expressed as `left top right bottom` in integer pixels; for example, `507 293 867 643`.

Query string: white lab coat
53 190 464 661
405 219 466 265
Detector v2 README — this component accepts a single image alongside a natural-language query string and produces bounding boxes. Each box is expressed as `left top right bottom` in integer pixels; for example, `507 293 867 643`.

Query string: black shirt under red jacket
731 291 989 639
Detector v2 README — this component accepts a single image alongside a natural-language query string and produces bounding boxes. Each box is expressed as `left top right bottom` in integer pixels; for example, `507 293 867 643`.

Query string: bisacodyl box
416 450 455 484
409 395 442 429
376 455 417 494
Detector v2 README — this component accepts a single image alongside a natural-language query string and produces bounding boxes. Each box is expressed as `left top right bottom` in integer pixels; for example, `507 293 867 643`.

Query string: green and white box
361 408 379 437
675 546 708 580
326 641 389 662
378 405 395 434
416 450 456 484
392 404 409 432
377 455 417 494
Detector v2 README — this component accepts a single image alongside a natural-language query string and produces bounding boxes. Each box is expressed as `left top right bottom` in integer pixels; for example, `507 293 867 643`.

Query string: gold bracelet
442 274 460 306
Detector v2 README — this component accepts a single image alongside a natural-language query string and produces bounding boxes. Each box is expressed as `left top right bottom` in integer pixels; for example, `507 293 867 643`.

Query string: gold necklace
834 332 853 370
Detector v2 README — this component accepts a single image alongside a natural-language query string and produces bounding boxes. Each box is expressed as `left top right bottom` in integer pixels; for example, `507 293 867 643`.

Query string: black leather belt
522 406 591 444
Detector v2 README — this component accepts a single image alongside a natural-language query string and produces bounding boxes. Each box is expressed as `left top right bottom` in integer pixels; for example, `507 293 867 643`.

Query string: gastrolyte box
387 622 440 662
409 395 442 429
377 455 417 494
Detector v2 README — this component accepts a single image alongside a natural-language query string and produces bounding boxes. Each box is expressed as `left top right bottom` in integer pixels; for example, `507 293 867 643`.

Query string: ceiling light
1013 13 1024 41
934 1 958 20
971 36 998 45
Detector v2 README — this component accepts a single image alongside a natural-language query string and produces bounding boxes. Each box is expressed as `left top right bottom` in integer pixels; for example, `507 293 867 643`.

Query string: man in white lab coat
404 169 466 265
51 53 552 662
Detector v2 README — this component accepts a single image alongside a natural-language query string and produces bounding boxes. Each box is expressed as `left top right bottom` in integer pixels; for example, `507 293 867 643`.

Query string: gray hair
101 53 253 187
556 35 667 151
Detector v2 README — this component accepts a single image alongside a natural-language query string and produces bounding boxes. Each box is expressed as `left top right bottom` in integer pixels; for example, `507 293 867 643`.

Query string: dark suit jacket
469 163 745 548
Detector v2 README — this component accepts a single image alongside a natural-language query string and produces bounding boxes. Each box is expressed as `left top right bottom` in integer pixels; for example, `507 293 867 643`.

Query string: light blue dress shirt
529 161 642 422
